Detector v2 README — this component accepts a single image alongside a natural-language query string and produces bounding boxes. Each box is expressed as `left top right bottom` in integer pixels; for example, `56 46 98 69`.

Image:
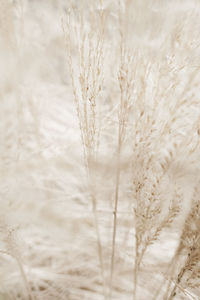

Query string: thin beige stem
92 198 106 299
109 138 122 299
133 234 139 300
88 162 106 300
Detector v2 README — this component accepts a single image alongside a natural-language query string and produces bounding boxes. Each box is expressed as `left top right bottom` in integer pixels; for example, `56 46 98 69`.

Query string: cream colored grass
0 1 200 300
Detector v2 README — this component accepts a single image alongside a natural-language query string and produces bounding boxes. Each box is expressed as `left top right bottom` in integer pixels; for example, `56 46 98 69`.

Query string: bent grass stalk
0 250 33 300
